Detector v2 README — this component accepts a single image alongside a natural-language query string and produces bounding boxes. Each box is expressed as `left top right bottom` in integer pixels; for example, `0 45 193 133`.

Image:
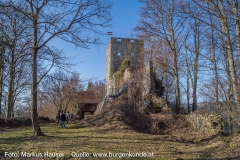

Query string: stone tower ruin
106 37 144 96
105 37 155 98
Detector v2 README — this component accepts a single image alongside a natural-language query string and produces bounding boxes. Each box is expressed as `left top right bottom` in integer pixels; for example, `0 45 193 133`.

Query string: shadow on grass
66 125 90 129
1 120 238 160
0 122 92 144
196 146 240 160
199 133 221 143
162 133 222 145
0 136 30 145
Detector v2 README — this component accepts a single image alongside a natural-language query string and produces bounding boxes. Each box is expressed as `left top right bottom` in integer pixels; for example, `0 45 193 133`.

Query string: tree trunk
233 0 240 62
168 22 181 113
0 73 2 117
171 32 180 114
165 71 169 103
173 57 180 114
223 31 235 134
186 56 190 113
191 18 200 112
223 25 240 112
7 73 14 118
226 63 234 134
163 57 170 103
7 52 14 118
31 17 44 137
213 56 219 111
219 1 240 117
227 96 234 135
210 14 219 109
0 44 4 118
233 0 240 129
192 51 199 112
0 69 2 118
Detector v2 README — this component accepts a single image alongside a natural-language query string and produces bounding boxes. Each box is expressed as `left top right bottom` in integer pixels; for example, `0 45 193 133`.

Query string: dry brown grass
1 101 240 159
84 102 240 159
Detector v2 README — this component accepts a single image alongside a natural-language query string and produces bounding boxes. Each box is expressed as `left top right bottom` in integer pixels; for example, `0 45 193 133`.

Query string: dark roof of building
79 90 99 104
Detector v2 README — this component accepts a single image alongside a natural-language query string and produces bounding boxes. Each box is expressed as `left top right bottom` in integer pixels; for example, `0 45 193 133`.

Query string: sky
51 0 143 82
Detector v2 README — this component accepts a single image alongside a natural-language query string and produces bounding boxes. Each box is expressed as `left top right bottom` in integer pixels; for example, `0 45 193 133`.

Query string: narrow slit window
117 52 121 56
117 38 121 42
131 39 135 43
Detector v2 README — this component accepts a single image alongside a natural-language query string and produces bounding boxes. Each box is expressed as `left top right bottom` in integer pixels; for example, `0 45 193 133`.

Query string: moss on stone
120 59 130 74
111 59 131 87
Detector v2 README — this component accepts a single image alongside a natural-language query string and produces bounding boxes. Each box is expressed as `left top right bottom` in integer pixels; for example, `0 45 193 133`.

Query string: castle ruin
105 37 155 98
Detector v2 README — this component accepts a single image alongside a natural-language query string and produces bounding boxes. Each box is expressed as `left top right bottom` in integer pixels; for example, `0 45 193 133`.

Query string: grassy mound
84 102 204 141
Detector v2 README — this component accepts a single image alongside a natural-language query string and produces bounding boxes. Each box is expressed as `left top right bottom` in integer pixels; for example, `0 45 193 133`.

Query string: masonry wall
143 60 155 97
106 37 144 96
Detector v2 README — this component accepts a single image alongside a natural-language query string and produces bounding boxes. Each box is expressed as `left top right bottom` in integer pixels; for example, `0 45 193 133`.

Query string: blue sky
52 0 143 82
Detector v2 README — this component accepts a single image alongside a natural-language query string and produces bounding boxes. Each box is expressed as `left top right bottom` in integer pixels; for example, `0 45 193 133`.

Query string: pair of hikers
56 111 70 128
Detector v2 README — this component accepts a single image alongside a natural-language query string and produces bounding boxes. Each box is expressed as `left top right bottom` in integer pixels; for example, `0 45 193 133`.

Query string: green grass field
0 122 238 160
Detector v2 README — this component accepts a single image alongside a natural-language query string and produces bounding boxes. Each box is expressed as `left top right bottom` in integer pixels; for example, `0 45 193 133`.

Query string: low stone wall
186 111 223 133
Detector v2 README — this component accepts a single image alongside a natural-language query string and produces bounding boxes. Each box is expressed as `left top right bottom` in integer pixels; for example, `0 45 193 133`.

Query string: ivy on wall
112 59 131 87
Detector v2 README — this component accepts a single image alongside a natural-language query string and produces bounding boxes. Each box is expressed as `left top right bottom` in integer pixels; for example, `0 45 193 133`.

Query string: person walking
66 111 70 123
60 111 66 128
56 111 60 124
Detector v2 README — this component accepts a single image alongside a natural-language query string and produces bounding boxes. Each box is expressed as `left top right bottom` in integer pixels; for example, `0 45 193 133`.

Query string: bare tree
0 32 4 118
191 0 240 113
40 70 83 113
0 0 112 136
0 5 32 118
135 0 186 113
233 0 240 63
88 79 105 101
142 35 174 103
189 18 202 112
183 41 191 113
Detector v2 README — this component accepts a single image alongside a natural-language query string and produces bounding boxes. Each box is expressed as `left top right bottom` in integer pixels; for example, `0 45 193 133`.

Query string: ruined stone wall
186 110 223 133
143 60 155 97
106 37 144 96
